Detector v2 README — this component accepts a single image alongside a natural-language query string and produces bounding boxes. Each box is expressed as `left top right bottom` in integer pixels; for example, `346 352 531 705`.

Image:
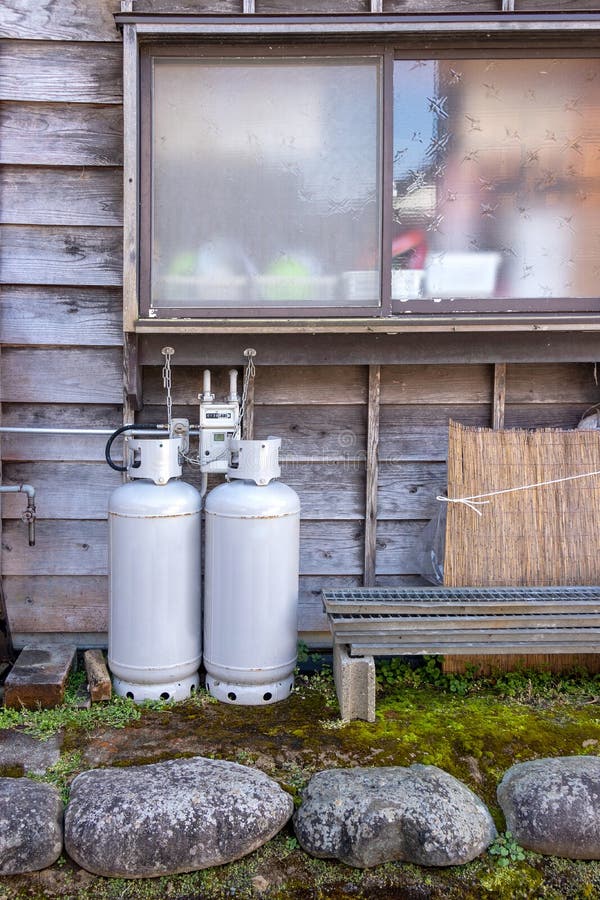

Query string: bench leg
333 644 376 722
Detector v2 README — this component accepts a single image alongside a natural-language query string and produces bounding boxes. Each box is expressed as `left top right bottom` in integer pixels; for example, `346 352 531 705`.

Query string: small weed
489 831 527 867
30 750 84 804
0 671 141 738
284 835 299 852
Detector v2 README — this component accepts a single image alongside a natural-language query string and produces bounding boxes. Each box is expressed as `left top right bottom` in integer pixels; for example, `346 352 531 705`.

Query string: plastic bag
418 501 447 585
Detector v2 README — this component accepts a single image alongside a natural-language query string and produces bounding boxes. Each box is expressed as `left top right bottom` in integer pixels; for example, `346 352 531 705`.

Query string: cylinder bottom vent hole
263 692 272 701
160 692 170 701
190 684 196 695
126 692 134 700
227 692 237 701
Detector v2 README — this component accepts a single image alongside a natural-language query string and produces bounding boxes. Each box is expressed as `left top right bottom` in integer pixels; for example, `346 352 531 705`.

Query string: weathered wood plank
507 364 600 404
376 520 428 576
184 463 364 520
1 167 123 226
141 333 600 366
378 462 447 520
143 366 366 406
379 405 490 461
504 403 591 431
2 519 369 578
2 463 119 519
379 402 591 462
142 404 368 457
2 520 108 576
0 226 122 286
0 0 121 41
0 41 122 103
4 644 76 709
382 365 492 405
0 103 123 166
3 576 108 633
364 365 380 587
1 349 123 403
1 404 121 461
493 363 506 430
300 521 363 576
1 286 123 346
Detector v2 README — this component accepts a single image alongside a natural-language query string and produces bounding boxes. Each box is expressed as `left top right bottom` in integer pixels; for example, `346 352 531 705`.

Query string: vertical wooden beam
0 347 16 662
492 363 507 430
363 365 380 587
122 23 139 333
243 0 255 12
370 0 383 11
123 332 143 414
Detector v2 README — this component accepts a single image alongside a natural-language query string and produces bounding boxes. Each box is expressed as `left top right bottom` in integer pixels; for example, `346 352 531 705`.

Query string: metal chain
237 348 256 437
161 346 175 430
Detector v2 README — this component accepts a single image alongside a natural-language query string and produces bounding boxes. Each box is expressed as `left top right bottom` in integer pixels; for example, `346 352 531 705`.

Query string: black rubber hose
105 424 161 472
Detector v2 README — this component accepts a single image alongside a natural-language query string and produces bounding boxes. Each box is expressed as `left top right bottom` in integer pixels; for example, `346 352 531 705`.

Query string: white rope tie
437 468 600 517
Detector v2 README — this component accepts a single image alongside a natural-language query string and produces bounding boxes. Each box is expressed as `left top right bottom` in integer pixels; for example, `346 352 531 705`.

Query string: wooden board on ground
4 644 76 709
83 649 112 701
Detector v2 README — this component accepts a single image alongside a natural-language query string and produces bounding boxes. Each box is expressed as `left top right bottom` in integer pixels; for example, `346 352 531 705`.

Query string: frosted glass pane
392 59 600 305
152 57 381 309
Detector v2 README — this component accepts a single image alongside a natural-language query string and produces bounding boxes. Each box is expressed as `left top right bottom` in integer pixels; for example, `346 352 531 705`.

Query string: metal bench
322 586 600 721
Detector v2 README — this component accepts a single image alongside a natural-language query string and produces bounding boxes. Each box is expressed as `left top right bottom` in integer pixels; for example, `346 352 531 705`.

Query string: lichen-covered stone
0 779 63 874
293 764 496 868
64 756 294 878
498 756 600 858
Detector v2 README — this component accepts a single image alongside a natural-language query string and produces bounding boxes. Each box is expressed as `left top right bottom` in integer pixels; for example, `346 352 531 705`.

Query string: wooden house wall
1 0 600 648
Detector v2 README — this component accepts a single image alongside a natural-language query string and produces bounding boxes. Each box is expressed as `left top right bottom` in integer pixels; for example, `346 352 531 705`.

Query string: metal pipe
0 484 36 547
0 426 201 436
202 369 215 401
228 369 238 402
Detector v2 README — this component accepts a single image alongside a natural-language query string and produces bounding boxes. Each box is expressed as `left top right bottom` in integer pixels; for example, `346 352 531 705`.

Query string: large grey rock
0 778 63 874
294 765 496 868
64 756 294 878
498 756 600 858
0 731 62 776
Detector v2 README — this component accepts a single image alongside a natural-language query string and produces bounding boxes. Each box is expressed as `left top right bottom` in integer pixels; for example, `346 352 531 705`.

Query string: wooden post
363 365 380 587
123 332 142 414
243 0 255 12
492 363 507 430
122 22 138 333
0 346 16 662
370 0 383 11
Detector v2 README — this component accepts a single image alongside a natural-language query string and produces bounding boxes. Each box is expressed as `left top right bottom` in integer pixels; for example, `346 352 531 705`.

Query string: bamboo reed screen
443 421 600 588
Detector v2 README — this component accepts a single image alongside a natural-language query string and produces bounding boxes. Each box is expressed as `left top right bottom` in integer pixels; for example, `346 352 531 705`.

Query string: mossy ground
3 658 600 898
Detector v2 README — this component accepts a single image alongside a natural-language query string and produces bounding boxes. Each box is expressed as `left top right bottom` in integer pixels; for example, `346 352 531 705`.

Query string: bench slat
330 613 600 632
338 628 600 645
348 641 600 656
325 600 600 616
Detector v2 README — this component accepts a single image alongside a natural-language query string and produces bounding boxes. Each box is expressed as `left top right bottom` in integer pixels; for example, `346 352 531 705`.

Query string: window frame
121 13 600 328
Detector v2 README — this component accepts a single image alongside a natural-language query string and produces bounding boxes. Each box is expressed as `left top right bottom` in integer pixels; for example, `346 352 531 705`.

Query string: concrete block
4 645 76 709
333 643 376 722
